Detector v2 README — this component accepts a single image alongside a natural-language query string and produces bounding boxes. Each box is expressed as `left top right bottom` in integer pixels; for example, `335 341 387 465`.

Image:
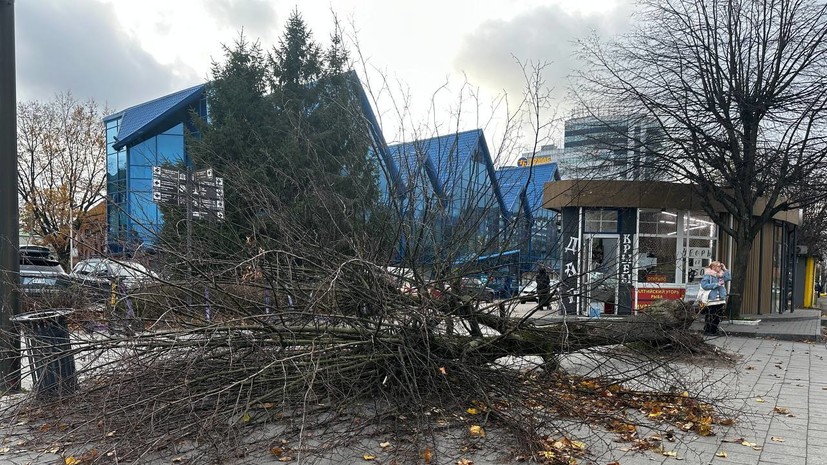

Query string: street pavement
0 302 825 464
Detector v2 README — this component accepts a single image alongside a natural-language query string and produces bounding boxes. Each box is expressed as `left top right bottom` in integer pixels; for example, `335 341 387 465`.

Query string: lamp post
0 0 20 390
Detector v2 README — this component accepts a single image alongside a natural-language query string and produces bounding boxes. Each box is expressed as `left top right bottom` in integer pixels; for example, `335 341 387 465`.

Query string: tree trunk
449 299 697 363
728 230 755 320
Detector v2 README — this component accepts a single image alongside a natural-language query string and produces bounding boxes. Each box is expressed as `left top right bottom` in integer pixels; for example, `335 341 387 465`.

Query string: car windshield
110 262 145 278
20 263 65 274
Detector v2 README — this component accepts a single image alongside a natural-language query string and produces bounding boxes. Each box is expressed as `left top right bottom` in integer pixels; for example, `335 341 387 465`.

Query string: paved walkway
690 308 823 341
590 332 827 465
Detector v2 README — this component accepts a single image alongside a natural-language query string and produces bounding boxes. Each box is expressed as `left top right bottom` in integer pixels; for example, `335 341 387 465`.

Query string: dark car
459 277 495 303
18 246 73 297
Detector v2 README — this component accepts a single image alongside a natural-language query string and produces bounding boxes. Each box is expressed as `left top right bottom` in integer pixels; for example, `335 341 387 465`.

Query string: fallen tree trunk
439 298 698 362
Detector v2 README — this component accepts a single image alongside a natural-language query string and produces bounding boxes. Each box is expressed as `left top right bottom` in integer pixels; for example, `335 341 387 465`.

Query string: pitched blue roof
388 129 508 216
106 84 206 150
346 71 406 199
388 139 439 197
496 163 560 219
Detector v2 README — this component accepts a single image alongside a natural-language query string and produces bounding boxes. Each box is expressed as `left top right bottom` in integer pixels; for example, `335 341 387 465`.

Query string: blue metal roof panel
110 84 205 149
496 163 560 218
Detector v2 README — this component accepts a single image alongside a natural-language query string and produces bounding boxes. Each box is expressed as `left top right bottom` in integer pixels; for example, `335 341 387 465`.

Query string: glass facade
105 90 207 254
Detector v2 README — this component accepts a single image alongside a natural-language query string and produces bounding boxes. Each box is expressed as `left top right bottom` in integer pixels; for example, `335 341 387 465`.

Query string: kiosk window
584 209 618 233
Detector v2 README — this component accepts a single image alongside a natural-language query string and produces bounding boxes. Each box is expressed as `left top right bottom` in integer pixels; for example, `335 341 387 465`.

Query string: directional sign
152 165 225 220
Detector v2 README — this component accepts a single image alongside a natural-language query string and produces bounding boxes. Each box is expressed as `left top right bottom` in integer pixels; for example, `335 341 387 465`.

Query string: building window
584 209 618 233
682 212 718 284
638 209 679 283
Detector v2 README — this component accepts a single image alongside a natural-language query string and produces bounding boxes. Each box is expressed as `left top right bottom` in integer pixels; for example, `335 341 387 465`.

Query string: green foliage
162 11 394 264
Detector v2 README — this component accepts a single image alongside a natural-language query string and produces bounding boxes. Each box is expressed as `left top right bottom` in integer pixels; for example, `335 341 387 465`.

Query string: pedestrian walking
536 266 551 310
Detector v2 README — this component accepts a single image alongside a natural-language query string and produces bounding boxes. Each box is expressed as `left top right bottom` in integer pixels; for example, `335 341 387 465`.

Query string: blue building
496 162 562 275
103 73 404 255
388 129 507 264
104 84 208 254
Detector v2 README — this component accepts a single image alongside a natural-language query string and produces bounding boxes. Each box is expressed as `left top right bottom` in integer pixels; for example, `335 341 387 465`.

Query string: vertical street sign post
0 0 21 390
152 166 225 315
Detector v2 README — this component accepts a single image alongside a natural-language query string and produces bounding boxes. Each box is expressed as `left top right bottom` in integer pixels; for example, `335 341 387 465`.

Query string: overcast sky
14 0 632 160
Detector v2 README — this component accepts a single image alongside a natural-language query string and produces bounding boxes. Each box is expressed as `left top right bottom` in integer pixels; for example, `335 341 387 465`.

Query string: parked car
459 277 495 303
519 279 560 304
485 277 516 299
71 258 159 293
18 246 73 297
519 281 538 303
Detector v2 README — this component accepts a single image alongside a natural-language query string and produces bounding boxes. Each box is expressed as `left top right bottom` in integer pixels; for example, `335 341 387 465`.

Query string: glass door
581 235 620 315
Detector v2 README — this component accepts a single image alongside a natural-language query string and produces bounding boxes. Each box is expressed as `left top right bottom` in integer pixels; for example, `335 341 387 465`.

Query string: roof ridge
104 83 206 121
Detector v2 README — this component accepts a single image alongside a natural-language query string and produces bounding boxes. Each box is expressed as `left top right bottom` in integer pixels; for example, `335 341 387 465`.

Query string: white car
519 280 560 304
519 281 537 303
71 258 160 292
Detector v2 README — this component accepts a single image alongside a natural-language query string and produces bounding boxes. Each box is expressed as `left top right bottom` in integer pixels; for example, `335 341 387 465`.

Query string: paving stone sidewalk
587 335 827 465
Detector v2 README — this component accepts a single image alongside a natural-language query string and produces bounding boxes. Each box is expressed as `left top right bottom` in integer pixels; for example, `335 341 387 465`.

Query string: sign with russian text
635 287 685 310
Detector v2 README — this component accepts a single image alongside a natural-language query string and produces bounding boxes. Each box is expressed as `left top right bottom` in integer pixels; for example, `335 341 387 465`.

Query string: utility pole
0 0 21 391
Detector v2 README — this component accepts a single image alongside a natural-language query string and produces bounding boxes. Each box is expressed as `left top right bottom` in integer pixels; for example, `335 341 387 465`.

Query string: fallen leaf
277 457 294 463
755 397 766 403
771 436 784 442
241 412 251 423
262 402 274 409
0 447 8 454
466 407 479 415
540 451 555 459
773 407 791 415
608 462 620 465
171 458 185 463
740 440 757 447
571 440 586 450
715 451 728 458
457 459 474 465
48 446 60 454
270 447 283 457
362 454 376 461
64 458 80 465
718 418 735 426
379 442 391 448
469 425 486 438
439 367 447 375
80 449 100 462
662 450 677 457
752 446 763 451
422 448 433 463
106 430 116 437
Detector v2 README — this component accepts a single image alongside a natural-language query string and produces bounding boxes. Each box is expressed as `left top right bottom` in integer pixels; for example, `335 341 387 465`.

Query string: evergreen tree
174 11 387 266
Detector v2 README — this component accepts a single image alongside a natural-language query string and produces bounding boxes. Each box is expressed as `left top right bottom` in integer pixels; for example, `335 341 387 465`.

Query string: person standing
536 266 551 310
700 261 731 335
701 261 731 302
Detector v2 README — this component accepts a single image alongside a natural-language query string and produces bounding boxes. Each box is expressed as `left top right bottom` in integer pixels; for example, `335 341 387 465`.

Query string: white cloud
16 0 201 111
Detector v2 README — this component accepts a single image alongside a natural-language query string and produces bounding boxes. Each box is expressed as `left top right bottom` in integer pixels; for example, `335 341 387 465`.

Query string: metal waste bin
11 309 77 397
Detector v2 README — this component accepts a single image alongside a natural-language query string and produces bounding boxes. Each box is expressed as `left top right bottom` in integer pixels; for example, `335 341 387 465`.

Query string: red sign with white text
635 287 685 310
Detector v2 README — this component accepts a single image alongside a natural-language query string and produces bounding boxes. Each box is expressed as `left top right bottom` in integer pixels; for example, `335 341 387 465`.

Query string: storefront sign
619 233 634 284
635 287 685 310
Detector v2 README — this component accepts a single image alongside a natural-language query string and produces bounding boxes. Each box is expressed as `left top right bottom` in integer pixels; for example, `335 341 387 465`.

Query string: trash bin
11 309 77 397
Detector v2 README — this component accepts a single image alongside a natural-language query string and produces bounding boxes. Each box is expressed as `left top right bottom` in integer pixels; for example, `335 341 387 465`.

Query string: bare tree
579 0 827 317
17 92 107 263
